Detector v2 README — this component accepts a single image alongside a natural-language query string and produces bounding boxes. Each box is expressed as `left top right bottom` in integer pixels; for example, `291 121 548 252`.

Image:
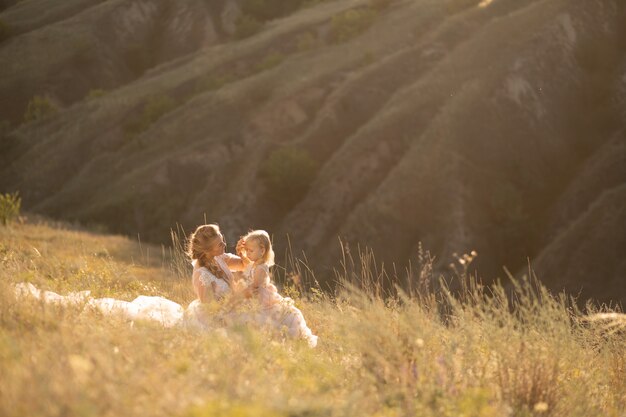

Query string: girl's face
207 233 226 257
244 239 265 263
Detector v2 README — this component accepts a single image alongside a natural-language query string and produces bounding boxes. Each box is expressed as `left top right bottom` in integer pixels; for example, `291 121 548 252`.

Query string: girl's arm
251 265 269 289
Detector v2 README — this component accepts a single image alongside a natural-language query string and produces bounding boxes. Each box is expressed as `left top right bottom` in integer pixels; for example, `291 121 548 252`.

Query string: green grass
0 192 21 226
0 219 624 417
195 73 238 93
123 95 178 138
254 51 285 72
0 19 11 43
260 146 318 209
330 7 379 43
87 88 107 99
23 95 58 124
235 14 265 40
296 31 321 52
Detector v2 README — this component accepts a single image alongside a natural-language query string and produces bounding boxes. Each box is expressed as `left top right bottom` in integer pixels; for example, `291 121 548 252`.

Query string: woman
184 224 251 329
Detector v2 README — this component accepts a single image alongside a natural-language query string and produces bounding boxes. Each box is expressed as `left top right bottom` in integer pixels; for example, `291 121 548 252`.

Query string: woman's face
207 233 226 257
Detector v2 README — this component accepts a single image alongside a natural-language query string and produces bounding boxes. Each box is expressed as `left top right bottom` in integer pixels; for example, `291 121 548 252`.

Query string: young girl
239 230 318 347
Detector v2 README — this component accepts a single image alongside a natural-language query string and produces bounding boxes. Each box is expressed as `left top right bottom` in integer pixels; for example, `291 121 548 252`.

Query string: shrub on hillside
0 192 21 226
445 0 479 14
87 89 107 99
254 51 284 72
296 32 320 52
359 51 376 67
234 14 263 39
0 19 11 43
0 119 10 136
572 35 623 138
0 120 17 155
247 83 272 104
240 0 302 21
330 8 378 43
236 0 337 38
196 73 237 92
124 95 177 137
261 147 318 209
301 0 334 5
369 0 393 10
489 182 526 223
124 42 154 77
23 96 58 123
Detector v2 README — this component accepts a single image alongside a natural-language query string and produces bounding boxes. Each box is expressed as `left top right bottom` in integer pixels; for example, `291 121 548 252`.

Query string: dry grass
1 218 624 417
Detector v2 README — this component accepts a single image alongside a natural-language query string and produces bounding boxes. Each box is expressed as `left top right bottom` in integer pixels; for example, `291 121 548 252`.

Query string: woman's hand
236 238 251 265
236 237 245 256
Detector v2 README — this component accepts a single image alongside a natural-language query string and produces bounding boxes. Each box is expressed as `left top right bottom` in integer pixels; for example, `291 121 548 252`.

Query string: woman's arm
223 254 249 272
223 238 252 271
193 269 216 303
192 270 207 302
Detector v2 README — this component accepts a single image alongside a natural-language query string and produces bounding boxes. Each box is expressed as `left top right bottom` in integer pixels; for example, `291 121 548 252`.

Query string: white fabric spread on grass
14 282 185 327
13 281 318 347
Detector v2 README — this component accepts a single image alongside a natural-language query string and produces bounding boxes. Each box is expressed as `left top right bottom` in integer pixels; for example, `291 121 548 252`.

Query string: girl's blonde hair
186 224 228 281
244 230 275 266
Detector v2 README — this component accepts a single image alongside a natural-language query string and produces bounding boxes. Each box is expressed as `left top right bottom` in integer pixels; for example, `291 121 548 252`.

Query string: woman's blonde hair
186 224 228 281
244 230 275 266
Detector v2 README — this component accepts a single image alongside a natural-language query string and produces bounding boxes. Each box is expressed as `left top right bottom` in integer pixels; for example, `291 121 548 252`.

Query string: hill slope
1 0 625 303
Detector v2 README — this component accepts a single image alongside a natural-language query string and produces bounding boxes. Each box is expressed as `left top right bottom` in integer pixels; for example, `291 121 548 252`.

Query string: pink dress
244 264 318 347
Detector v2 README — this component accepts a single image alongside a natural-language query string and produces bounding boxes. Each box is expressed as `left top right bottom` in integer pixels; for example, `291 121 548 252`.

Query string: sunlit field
1 218 624 417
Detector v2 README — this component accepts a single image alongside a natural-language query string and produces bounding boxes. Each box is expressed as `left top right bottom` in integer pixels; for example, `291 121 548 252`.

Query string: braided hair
186 224 229 283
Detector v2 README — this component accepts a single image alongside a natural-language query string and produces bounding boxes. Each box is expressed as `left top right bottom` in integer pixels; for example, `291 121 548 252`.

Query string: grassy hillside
1 219 624 417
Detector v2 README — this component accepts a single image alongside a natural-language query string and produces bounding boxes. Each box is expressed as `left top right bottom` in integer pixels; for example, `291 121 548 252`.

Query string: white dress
244 264 318 347
12 254 318 347
13 281 186 327
13 254 237 329
184 255 241 329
